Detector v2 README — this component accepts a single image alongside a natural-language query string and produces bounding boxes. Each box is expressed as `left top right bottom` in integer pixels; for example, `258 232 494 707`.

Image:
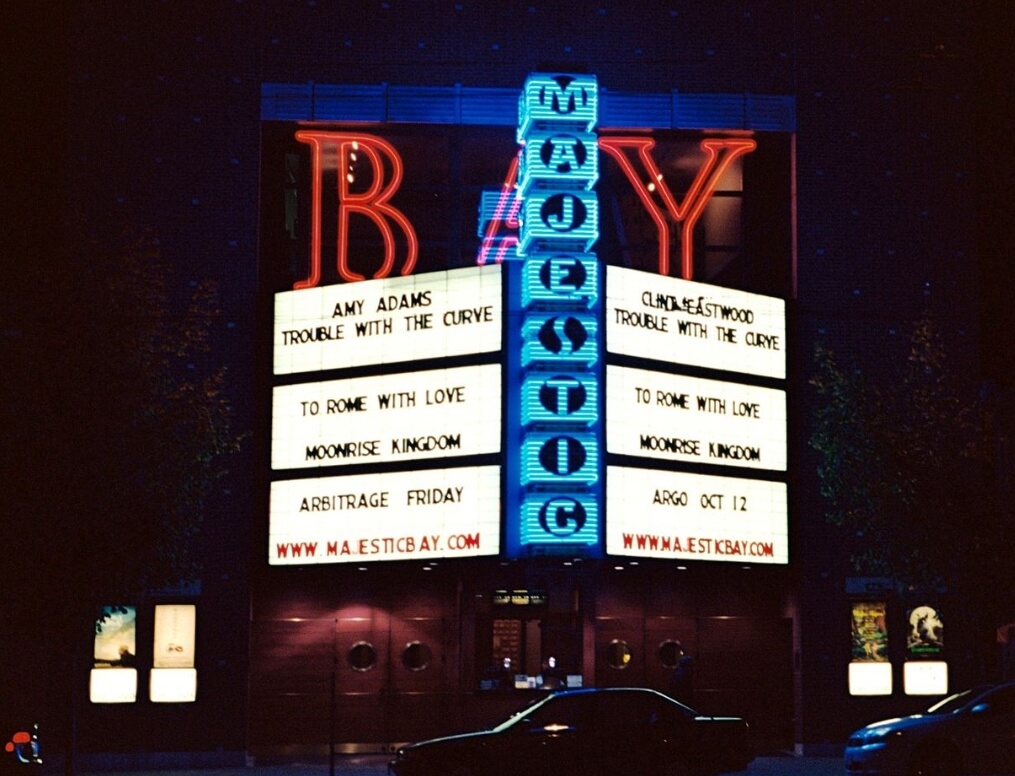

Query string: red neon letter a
294 131 418 288
476 152 521 265
598 137 756 279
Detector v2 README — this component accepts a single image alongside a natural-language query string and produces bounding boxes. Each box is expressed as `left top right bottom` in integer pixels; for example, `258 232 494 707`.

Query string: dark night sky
5 3 1011 386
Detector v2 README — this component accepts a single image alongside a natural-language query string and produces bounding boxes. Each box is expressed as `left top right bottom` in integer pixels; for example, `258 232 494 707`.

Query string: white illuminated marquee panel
605 467 788 563
273 265 502 375
272 365 501 470
605 265 785 379
606 365 786 471
269 466 500 564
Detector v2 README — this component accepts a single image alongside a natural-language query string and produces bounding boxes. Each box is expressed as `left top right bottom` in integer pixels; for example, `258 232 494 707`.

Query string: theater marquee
261 71 793 566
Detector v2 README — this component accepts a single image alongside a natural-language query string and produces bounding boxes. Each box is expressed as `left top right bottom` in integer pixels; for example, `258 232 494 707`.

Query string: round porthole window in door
402 641 432 671
348 641 377 672
657 639 684 669
605 639 632 669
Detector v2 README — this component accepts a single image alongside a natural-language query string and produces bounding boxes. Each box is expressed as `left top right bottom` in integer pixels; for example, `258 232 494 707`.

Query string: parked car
0 722 42 776
389 686 753 776
844 682 1015 776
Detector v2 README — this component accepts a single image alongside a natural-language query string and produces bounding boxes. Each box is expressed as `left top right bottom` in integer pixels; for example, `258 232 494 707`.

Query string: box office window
478 608 581 690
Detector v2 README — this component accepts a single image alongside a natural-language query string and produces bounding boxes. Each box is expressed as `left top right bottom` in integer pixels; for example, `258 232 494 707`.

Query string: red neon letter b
294 131 418 288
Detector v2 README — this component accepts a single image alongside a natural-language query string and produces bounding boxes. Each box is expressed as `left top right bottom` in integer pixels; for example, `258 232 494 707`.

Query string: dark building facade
10 1 1012 764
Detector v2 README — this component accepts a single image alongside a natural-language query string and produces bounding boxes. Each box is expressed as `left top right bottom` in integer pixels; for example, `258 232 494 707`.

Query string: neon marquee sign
597 137 756 279
510 73 603 556
294 131 419 287
265 72 789 566
291 131 756 288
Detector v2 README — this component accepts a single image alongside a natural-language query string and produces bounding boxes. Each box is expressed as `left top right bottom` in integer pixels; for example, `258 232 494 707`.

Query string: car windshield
925 686 988 715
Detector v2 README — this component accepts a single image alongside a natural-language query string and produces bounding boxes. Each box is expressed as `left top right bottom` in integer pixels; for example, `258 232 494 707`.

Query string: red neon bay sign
294 131 419 287
597 137 756 280
292 131 756 289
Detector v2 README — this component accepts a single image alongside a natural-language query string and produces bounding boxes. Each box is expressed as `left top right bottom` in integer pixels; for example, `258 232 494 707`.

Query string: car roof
961 682 1015 698
549 687 664 698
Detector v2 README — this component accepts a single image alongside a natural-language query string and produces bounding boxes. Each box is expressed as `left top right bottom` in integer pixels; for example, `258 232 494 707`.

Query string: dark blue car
844 682 1015 776
389 687 753 776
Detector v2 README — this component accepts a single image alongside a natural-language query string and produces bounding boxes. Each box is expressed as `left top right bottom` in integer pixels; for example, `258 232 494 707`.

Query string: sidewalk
79 753 845 776
745 755 843 775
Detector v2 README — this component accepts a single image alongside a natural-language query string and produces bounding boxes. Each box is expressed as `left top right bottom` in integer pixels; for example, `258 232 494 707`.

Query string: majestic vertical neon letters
515 74 602 553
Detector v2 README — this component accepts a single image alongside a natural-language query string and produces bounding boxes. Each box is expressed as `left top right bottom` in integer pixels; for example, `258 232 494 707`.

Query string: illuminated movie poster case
90 605 137 703
905 604 947 696
906 604 944 658
151 603 198 703
849 601 891 696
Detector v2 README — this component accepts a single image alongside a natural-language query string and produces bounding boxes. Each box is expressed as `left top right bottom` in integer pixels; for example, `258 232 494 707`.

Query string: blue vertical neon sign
507 73 603 557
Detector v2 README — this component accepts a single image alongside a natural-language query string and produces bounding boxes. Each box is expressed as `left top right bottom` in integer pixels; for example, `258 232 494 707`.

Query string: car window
524 694 586 730
927 688 977 714
594 691 672 729
493 697 552 732
978 685 1015 714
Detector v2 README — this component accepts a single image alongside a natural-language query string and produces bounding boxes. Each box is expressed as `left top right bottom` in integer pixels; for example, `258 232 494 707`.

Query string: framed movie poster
849 601 891 696
90 605 137 703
